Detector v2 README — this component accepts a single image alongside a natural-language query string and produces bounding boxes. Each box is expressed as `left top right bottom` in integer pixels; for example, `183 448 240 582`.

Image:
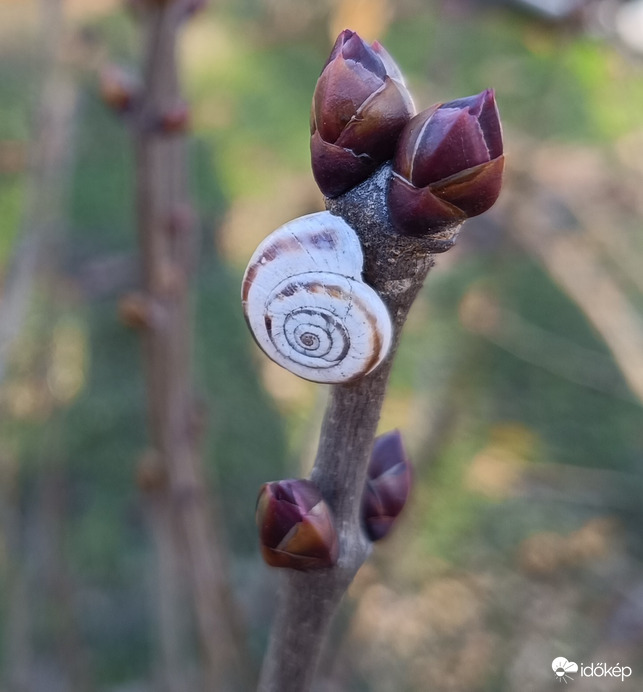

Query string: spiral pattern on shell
241 212 393 384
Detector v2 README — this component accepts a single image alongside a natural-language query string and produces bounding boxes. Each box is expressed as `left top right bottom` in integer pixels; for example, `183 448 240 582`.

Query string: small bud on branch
256 479 339 571
310 29 415 198
118 292 156 330
361 430 412 541
157 101 190 134
389 89 504 235
99 65 139 114
136 449 168 493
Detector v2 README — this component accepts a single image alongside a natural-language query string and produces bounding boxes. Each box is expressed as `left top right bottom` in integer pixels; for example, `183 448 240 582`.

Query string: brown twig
257 164 461 692
131 2 248 689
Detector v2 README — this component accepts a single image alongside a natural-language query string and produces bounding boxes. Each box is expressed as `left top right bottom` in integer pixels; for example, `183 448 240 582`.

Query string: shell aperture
241 212 392 384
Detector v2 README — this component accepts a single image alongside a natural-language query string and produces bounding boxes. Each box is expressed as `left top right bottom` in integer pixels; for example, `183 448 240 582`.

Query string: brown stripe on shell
241 264 258 304
346 292 384 378
241 235 303 303
307 283 344 300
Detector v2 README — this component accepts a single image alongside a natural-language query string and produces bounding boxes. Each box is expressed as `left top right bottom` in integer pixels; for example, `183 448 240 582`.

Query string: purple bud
311 30 415 198
389 89 505 236
361 430 412 541
256 479 339 571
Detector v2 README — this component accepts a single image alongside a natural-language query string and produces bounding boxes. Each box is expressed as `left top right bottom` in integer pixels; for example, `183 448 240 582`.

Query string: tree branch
132 3 249 689
257 164 461 692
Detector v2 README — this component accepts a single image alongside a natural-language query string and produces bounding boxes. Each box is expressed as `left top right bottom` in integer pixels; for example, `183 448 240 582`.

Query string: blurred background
2 0 643 690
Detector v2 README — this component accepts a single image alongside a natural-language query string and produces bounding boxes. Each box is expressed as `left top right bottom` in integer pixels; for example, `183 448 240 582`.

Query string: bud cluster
256 431 413 571
254 32 503 572
311 30 504 235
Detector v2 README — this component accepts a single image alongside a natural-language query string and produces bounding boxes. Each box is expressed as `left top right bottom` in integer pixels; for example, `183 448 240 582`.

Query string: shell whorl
241 211 393 384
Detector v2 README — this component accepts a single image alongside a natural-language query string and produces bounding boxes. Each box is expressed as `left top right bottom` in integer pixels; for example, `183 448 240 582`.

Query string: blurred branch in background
0 1 88 690
0 0 76 382
123 1 249 689
505 165 643 405
524 141 643 296
460 287 639 403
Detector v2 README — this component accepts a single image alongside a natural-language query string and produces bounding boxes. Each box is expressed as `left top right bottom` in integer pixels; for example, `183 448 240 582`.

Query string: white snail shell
241 211 393 384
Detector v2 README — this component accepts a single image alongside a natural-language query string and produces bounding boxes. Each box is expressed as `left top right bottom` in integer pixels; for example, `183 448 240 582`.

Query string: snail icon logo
552 657 579 683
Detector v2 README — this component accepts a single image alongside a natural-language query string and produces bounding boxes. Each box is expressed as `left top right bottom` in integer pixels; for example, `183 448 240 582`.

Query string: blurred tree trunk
131 3 249 690
3 453 33 692
37 425 95 692
1 0 84 689
0 0 74 381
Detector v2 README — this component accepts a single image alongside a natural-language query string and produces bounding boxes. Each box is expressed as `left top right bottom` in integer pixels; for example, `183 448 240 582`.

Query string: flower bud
99 65 139 114
136 449 167 494
118 292 154 330
311 30 415 198
361 430 412 541
389 89 504 236
256 479 338 570
157 102 190 134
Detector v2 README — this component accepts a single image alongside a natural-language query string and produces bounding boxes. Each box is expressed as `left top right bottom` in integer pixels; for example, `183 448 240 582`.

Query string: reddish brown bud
389 89 505 236
256 479 338 571
136 449 167 494
118 292 154 330
157 102 190 134
361 430 412 541
99 65 139 113
310 30 415 198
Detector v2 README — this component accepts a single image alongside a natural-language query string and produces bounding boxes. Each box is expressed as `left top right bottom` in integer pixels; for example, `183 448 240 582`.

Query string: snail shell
241 211 393 384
